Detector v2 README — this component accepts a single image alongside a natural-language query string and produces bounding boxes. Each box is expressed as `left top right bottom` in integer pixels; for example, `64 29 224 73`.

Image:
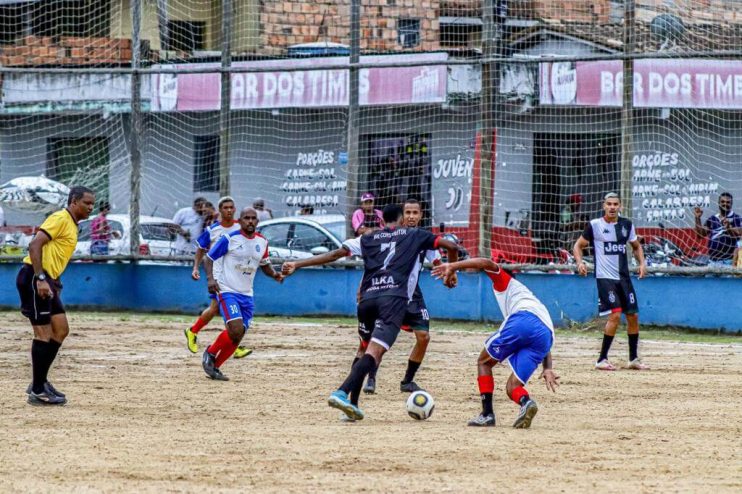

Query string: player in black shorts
16 186 95 405
282 204 459 420
573 192 649 371
363 198 443 394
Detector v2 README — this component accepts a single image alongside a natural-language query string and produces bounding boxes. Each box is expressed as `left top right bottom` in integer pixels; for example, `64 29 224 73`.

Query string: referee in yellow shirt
16 186 94 405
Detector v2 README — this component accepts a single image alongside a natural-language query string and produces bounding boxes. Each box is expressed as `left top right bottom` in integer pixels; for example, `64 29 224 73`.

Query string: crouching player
433 258 560 428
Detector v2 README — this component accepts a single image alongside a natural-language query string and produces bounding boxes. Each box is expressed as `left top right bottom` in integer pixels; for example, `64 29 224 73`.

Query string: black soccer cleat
467 413 496 427
363 376 376 394
202 351 218 379
26 381 66 398
400 381 423 393
27 390 67 406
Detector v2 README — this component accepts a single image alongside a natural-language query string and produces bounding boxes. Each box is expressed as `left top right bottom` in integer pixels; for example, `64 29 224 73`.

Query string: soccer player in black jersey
282 204 459 420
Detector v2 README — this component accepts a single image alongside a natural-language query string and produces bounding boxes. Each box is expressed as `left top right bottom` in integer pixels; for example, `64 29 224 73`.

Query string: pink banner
152 53 447 112
540 59 742 109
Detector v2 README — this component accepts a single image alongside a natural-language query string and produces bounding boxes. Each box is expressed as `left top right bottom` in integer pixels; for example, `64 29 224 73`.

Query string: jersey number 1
380 241 397 271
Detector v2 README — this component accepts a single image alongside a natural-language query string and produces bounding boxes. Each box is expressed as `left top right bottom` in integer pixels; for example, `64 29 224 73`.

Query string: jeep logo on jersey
372 275 395 286
603 242 626 254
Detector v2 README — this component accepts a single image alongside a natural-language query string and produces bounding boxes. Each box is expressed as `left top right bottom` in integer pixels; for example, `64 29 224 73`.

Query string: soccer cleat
400 381 423 393
211 368 230 381
202 351 218 379
27 390 67 406
328 390 365 421
467 413 496 427
26 381 66 398
627 358 650 370
233 346 253 359
595 359 617 371
363 376 376 394
513 399 539 429
184 328 198 353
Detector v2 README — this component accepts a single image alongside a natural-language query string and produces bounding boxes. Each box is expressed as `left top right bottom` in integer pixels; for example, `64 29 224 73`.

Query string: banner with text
540 59 742 109
152 53 448 112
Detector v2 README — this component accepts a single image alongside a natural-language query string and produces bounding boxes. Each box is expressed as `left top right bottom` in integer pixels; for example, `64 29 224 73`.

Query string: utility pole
346 0 361 238
219 0 233 196
478 0 500 257
620 0 635 216
129 0 142 258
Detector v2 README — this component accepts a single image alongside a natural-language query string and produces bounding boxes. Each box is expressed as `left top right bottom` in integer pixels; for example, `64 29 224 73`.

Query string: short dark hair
382 204 403 223
404 198 421 207
98 201 111 212
720 192 733 201
194 197 207 206
203 201 214 209
67 186 94 205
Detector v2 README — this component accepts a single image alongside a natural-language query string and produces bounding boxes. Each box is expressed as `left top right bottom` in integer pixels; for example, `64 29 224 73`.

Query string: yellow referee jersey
23 209 78 279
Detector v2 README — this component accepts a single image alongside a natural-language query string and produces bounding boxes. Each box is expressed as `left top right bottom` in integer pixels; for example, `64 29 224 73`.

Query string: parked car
256 214 346 260
75 214 179 257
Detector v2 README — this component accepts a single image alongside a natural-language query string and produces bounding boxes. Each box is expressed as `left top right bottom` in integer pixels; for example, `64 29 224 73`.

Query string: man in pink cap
352 193 385 235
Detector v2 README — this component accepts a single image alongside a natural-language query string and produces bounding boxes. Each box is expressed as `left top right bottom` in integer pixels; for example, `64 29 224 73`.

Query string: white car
256 214 347 260
75 214 179 257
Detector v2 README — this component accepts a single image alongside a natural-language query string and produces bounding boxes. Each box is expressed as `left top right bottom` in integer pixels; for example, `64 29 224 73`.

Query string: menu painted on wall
280 149 347 213
631 151 718 224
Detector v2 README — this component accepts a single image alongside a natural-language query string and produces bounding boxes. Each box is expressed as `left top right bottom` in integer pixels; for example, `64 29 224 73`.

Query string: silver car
75 214 179 257
256 214 347 260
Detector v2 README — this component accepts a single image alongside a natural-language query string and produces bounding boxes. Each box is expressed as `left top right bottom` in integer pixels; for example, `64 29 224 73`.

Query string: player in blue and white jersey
573 192 648 371
200 208 283 381
433 258 560 429
184 197 250 359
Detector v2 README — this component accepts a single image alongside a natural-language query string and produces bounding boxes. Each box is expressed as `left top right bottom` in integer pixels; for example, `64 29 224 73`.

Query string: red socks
207 330 238 368
510 385 529 405
477 375 494 394
190 317 208 334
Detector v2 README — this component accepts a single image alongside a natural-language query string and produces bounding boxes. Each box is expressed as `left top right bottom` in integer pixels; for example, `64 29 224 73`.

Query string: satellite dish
650 14 685 50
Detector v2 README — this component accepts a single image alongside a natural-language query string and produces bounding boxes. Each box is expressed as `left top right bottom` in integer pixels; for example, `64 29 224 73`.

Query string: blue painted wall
1 263 740 332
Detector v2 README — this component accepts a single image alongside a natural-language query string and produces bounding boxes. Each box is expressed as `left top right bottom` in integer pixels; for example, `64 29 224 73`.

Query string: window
259 224 291 249
440 24 481 48
32 0 111 38
290 224 334 252
398 19 420 48
164 20 205 52
193 135 219 193
142 224 177 242
47 137 110 203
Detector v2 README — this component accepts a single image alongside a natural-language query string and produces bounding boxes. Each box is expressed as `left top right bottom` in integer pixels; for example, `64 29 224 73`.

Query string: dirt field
0 312 740 493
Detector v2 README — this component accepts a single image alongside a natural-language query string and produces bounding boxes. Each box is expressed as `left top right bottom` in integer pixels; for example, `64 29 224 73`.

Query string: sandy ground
0 312 740 493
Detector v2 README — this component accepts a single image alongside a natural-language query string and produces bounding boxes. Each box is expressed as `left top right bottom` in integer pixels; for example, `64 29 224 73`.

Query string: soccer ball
406 390 435 420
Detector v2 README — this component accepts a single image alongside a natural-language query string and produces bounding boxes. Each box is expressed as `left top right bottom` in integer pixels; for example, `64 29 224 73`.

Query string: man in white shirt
201 207 284 381
172 197 207 255
433 258 560 429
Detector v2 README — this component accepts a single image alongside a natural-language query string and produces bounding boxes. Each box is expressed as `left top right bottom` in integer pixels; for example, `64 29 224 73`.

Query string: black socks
31 339 62 394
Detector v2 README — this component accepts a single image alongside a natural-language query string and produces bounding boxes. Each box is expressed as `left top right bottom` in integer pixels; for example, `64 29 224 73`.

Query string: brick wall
0 36 152 67
532 0 610 24
260 0 441 56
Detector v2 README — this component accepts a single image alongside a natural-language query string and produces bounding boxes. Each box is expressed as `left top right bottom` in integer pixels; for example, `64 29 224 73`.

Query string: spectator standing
90 202 117 255
351 192 385 235
733 239 742 269
253 198 273 222
173 197 207 255
694 193 742 266
202 201 217 229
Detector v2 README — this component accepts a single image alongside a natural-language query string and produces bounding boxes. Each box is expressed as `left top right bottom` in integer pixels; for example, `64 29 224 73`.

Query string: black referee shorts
16 264 65 326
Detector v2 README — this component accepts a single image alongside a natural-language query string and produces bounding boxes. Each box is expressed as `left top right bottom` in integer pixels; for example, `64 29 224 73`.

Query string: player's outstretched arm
261 263 284 283
282 247 349 276
431 257 498 288
540 352 559 392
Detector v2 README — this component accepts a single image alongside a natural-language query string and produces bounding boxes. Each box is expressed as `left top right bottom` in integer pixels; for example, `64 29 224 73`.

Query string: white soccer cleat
595 359 617 371
627 358 650 370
